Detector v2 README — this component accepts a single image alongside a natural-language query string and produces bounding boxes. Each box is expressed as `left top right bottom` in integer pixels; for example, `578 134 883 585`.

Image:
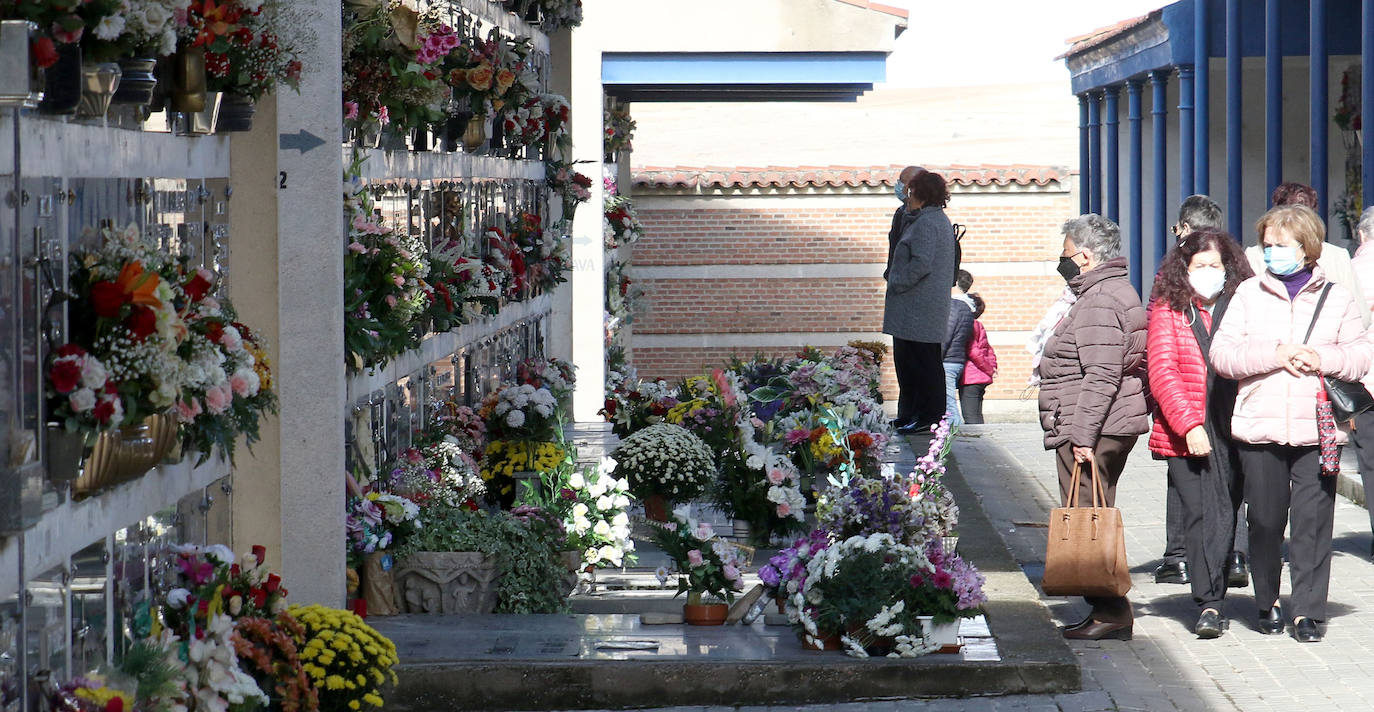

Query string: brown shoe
1062 620 1132 641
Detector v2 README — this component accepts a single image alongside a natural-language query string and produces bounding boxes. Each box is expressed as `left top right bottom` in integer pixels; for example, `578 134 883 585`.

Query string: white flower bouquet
481 383 561 443
612 422 716 501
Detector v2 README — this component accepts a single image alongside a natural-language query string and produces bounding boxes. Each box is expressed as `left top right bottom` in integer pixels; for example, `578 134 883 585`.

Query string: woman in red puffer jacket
1146 228 1253 639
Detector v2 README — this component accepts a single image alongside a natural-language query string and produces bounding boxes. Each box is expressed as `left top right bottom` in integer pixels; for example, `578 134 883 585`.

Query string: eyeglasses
1170 224 1182 236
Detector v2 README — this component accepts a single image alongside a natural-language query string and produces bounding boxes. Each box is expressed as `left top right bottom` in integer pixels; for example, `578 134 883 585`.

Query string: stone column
566 13 607 422
230 0 345 606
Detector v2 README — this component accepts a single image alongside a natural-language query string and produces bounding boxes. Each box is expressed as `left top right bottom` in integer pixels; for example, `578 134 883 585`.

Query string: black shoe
1257 605 1285 635
895 420 936 435
1154 561 1190 584
1195 609 1227 639
1226 552 1250 589
1062 620 1132 641
1293 617 1322 642
889 418 910 429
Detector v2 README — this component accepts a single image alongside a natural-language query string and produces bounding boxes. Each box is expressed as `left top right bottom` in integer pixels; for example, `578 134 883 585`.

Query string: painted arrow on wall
279 129 326 153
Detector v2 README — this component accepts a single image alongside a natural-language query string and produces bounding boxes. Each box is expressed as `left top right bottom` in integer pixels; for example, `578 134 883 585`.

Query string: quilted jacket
1146 303 1213 457
1210 267 1374 447
962 321 997 386
1037 257 1151 449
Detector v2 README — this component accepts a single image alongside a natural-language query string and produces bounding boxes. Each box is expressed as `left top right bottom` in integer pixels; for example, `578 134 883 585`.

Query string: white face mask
1188 266 1226 300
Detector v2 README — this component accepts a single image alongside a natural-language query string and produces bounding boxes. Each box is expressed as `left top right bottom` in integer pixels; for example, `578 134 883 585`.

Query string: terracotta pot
683 602 728 626
38 42 82 115
800 632 842 651
774 594 787 615
643 493 668 522
170 44 207 113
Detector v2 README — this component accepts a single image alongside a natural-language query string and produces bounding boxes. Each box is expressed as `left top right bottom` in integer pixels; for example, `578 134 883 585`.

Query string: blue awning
602 52 890 102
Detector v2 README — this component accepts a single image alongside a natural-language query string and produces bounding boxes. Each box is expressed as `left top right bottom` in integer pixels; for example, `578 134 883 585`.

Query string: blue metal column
1089 92 1103 214
1312 0 1329 221
1152 70 1170 266
1179 65 1196 198
1226 0 1243 238
1364 0 1374 210
1127 80 1144 292
1195 0 1211 195
1266 0 1283 203
1105 86 1121 222
1079 94 1091 214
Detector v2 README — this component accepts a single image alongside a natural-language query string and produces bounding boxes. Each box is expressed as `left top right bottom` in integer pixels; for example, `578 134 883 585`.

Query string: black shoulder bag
1303 284 1374 421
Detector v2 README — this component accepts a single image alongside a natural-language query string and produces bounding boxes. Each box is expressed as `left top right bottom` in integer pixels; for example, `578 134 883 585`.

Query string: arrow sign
279 129 326 153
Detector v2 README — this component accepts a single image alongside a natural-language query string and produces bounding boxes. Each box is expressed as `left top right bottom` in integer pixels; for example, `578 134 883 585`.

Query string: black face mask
1057 256 1081 283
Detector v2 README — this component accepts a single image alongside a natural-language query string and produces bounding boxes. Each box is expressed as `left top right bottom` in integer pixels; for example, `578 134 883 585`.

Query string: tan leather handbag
1041 457 1132 597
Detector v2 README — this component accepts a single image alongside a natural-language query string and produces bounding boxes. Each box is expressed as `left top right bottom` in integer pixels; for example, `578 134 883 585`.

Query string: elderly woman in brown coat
1038 213 1151 641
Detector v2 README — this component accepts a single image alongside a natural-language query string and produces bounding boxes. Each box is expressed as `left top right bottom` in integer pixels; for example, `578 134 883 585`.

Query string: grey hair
1177 194 1223 231
1358 206 1374 244
1062 214 1122 261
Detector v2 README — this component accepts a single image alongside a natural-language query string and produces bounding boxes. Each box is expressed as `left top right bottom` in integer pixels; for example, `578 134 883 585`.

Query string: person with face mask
1037 214 1150 640
1211 205 1374 643
1145 228 1255 638
884 165 923 283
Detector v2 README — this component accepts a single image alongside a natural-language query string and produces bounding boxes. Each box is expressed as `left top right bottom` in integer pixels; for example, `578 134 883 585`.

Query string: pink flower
377 106 390 126
205 384 232 414
776 503 792 518
686 549 703 567
767 469 785 485
723 564 740 581
392 274 405 287
229 370 255 397
784 428 810 445
348 241 366 253
344 101 359 120
176 398 203 421
51 22 82 44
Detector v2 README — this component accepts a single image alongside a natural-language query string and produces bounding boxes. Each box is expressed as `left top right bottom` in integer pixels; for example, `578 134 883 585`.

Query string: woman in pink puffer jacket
1210 205 1374 644
959 293 997 424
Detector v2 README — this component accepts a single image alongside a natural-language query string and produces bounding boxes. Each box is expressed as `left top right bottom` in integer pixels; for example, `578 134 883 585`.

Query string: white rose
80 358 107 389
573 517 591 534
600 545 622 566
68 388 96 413
611 512 629 528
93 14 125 41
151 380 178 408
593 520 611 537
571 502 589 518
588 477 608 498
166 588 192 609
568 471 586 489
613 494 629 508
584 547 601 565
204 544 235 565
596 495 613 511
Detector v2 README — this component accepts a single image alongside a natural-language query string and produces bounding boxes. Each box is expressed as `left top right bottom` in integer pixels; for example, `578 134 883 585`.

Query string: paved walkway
546 423 1374 712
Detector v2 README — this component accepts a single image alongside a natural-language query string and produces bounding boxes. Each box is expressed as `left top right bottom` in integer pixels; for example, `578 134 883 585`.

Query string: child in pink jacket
959 293 998 424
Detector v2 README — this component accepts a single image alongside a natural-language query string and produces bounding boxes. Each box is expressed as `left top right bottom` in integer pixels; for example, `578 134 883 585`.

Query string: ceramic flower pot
461 114 487 153
917 616 962 654
683 602 728 626
214 92 256 132
643 493 668 522
38 42 82 115
363 551 400 616
393 551 499 614
73 413 179 499
110 56 157 107
170 44 207 113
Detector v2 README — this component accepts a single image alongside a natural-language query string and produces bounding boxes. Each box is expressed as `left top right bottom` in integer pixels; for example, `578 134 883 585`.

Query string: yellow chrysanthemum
326 675 347 691
349 701 361 711
364 693 384 707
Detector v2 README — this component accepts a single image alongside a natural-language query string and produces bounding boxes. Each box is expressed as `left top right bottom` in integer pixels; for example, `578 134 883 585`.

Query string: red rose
105 696 123 712
31 36 57 69
89 280 126 318
205 321 224 343
252 544 266 565
49 359 81 393
183 272 213 302
250 588 267 607
124 306 157 340
92 398 117 424
264 573 281 593
229 563 240 577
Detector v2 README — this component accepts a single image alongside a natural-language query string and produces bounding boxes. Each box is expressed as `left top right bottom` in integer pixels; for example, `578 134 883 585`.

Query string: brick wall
628 181 1074 413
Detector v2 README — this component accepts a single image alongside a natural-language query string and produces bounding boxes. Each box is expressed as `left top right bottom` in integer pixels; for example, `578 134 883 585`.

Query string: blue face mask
1263 245 1304 276
895 183 907 203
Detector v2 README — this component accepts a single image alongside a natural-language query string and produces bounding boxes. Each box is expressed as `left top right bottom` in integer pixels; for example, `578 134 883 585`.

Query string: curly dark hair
968 292 986 319
1149 228 1254 312
1271 182 1319 209
908 169 950 208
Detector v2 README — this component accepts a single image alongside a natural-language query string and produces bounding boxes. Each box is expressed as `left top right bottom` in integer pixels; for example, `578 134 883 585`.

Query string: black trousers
958 383 987 424
1348 410 1374 536
1163 474 1249 561
1238 443 1337 621
1054 434 1138 625
1167 456 1238 610
892 337 944 426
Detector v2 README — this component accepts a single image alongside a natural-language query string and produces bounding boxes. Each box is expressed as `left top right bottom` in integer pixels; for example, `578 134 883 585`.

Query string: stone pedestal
394 552 499 614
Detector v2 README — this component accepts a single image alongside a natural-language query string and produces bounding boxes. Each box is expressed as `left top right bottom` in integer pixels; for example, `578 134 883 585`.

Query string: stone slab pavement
542 423 1374 712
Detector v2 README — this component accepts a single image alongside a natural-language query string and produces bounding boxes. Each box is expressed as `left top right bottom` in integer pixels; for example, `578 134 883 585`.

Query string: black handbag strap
1302 284 1335 345
1187 293 1231 371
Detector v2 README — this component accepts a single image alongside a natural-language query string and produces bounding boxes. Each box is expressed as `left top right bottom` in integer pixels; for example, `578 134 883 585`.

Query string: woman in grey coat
883 169 957 433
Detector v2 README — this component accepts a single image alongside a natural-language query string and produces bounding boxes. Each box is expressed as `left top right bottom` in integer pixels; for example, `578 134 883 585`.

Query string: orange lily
116 262 163 310
192 0 236 47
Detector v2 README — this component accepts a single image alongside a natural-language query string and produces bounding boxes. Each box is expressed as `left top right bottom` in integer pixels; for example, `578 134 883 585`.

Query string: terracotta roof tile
831 0 909 20
1058 11 1159 60
632 164 1069 190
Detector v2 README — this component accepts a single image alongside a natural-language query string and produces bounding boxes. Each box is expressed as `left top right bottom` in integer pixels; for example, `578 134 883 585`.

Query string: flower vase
683 593 728 626
917 616 962 653
73 414 179 499
45 425 86 485
362 551 400 616
214 92 256 132
38 42 82 115
75 61 122 119
169 44 207 113
184 91 221 135
643 493 668 522
110 56 157 108
462 114 487 152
